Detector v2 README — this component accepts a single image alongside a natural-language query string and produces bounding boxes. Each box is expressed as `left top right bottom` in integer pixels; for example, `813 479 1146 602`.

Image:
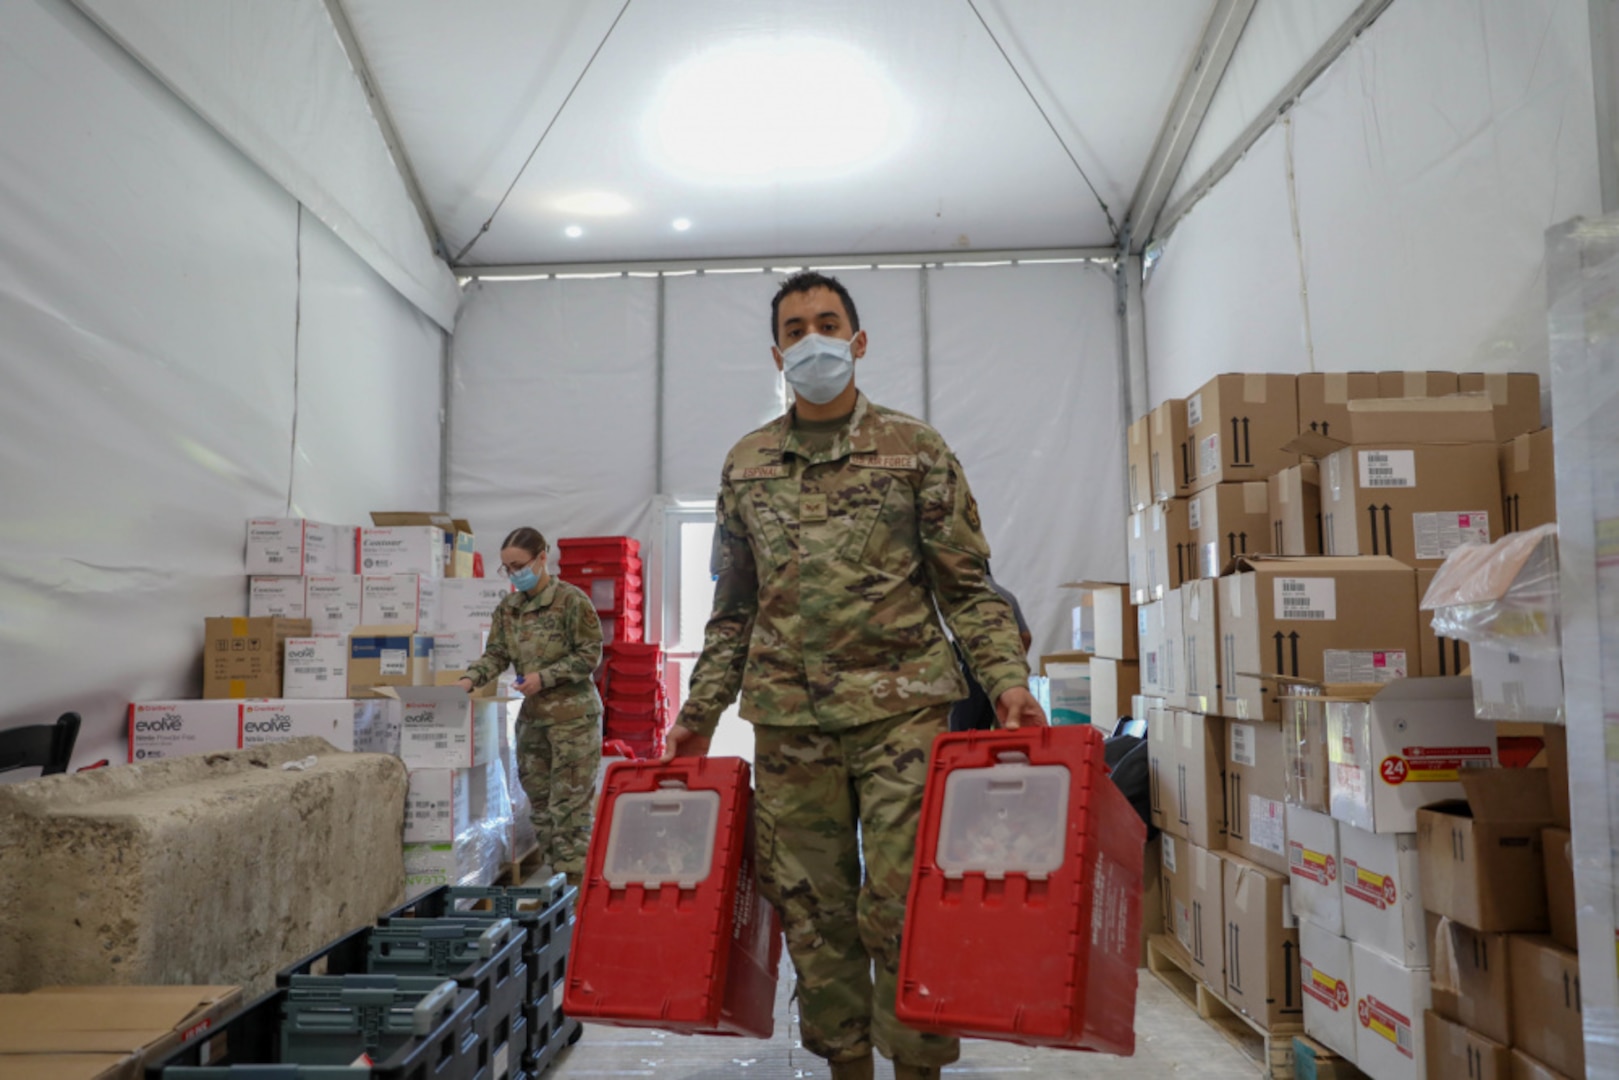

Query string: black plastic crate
145 975 486 1080
385 881 575 1008
279 917 527 1077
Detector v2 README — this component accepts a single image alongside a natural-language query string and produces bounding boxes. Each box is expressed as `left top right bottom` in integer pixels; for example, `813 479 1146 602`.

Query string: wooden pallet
1147 935 1302 1079
497 843 545 887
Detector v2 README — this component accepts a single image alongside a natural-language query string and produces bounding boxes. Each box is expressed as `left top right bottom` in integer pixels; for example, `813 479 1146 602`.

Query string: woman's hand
455 677 475 694
514 673 544 697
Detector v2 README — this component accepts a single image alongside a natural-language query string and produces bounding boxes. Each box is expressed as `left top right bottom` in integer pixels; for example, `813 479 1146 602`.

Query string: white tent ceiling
339 0 1216 265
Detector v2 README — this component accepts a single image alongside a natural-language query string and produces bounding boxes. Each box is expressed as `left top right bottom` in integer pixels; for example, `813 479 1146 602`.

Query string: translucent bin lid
603 780 721 889
936 753 1071 880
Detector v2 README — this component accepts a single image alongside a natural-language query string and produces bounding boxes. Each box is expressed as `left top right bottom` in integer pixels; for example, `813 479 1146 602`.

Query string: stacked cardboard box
1059 582 1138 729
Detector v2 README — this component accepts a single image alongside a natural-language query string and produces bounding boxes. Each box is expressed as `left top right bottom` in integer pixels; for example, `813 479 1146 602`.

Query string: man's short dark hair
770 271 860 344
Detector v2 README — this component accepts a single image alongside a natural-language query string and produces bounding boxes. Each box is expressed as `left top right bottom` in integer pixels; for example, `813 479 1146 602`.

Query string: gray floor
544 969 1260 1079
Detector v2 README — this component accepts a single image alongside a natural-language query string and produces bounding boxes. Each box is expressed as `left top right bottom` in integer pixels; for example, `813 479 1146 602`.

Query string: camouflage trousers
752 704 958 1068
517 711 601 877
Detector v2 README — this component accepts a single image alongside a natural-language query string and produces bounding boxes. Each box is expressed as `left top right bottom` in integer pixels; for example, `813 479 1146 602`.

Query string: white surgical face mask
779 333 855 405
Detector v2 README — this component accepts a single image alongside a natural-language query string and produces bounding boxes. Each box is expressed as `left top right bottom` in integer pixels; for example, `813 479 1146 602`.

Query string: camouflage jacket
465 577 603 722
679 392 1029 736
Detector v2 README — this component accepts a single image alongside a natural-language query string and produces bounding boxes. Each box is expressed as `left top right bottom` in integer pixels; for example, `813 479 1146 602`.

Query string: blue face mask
780 333 856 405
510 565 540 592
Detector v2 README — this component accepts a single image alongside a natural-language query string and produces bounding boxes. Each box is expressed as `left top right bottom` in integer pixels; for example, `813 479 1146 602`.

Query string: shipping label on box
1339 825 1426 967
439 578 513 632
1301 922 1358 1063
127 701 241 762
305 574 362 633
282 634 349 699
361 575 441 631
391 686 498 769
405 768 472 843
249 576 306 619
361 526 445 578
1226 719 1288 875
1352 942 1430 1080
1326 677 1497 834
240 699 355 752
1288 804 1343 935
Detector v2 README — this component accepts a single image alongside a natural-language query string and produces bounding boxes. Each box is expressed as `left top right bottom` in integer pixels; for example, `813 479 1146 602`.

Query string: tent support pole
1592 0 1619 213
655 275 667 496
919 269 933 425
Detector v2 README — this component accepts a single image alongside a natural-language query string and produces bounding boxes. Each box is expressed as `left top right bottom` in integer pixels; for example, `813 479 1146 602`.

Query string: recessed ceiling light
647 39 903 184
564 225 584 239
554 192 632 216
672 218 692 232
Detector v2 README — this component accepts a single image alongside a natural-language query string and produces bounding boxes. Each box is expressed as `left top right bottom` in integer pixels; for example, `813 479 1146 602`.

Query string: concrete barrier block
0 737 406 993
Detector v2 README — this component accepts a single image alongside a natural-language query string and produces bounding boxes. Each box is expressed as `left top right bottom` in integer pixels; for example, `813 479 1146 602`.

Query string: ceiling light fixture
647 38 903 185
672 218 692 231
564 225 584 239
554 192 633 216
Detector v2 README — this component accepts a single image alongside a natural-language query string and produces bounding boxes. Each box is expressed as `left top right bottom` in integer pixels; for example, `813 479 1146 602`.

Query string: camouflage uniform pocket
753 802 781 908
741 487 794 569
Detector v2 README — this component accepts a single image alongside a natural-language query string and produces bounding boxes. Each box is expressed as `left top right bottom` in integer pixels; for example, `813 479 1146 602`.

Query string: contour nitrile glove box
362 574 441 631
439 578 512 631
281 635 349 699
305 574 362 633
245 518 342 575
127 701 241 763
249 576 306 619
239 699 356 752
361 526 446 577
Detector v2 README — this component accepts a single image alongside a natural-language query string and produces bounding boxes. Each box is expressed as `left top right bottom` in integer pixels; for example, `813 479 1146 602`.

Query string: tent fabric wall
446 261 1123 659
0 0 444 772
1146 0 1601 406
73 0 462 330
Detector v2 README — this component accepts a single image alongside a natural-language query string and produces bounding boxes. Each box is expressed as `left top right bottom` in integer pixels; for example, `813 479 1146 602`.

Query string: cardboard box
1141 600 1180 702
431 628 488 676
1063 581 1137 659
1426 1012 1511 1080
1418 768 1552 932
1458 372 1543 441
1545 724 1570 829
1500 428 1557 533
1146 498 1195 600
239 699 356 752
1508 936 1584 1079
347 624 435 697
1161 588 1186 709
1416 569 1471 678
0 986 243 1080
1218 555 1421 723
126 701 240 763
1226 719 1288 874
1180 578 1220 714
1339 824 1426 966
1222 853 1302 1029
1128 413 1152 511
1352 941 1430 1079
1270 462 1324 556
360 525 445 578
1379 370 1460 399
1282 690 1331 813
405 768 473 843
1299 372 1381 440
1288 805 1343 934
1170 711 1226 849
1429 914 1513 1045
1161 833 1192 964
304 574 363 633
1089 658 1139 732
439 578 513 633
1046 660 1092 726
386 685 500 770
1149 398 1191 502
1321 442 1501 566
1127 511 1150 605
248 576 305 619
1189 482 1271 578
1301 922 1358 1062
361 574 442 632
281 634 349 699
1186 373 1300 493
202 616 310 699
1148 697 1173 832
1469 640 1565 725
245 518 343 576
1542 827 1576 952
1188 844 1227 993
1140 835 1164 968
1327 677 1497 834
450 518 476 579
1510 1048 1576 1080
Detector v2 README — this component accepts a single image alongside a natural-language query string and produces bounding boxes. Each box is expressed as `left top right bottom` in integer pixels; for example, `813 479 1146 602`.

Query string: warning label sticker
1275 577 1338 622
1250 796 1286 857
1289 841 1337 886
1359 994 1417 1059
1381 745 1495 785
1323 649 1409 684
1303 960 1351 1011
1414 511 1491 561
1359 450 1417 489
1201 434 1220 477
1343 858 1399 911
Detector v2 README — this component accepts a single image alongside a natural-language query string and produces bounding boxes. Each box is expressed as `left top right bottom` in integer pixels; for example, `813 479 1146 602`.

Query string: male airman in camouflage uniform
664 273 1046 1080
461 529 603 886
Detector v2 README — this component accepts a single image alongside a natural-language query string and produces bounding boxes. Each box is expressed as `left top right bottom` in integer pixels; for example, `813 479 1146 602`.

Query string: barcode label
1358 449 1416 489
1414 511 1490 560
379 649 408 676
1274 577 1337 621
1324 649 1408 684
1231 723 1256 767
1250 797 1286 857
1189 495 1203 531
1163 836 1178 873
1188 394 1203 427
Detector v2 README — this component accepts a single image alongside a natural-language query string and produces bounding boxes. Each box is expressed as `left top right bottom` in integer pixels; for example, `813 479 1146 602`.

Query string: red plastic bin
557 536 640 561
895 725 1145 1054
564 758 782 1038
605 642 662 678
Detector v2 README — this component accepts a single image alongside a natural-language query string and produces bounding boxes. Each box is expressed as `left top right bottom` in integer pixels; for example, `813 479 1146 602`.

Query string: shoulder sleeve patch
850 454 919 471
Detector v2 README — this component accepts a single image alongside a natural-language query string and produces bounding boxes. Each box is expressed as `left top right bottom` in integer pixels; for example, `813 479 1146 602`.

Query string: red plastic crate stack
557 536 645 644
602 642 672 761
